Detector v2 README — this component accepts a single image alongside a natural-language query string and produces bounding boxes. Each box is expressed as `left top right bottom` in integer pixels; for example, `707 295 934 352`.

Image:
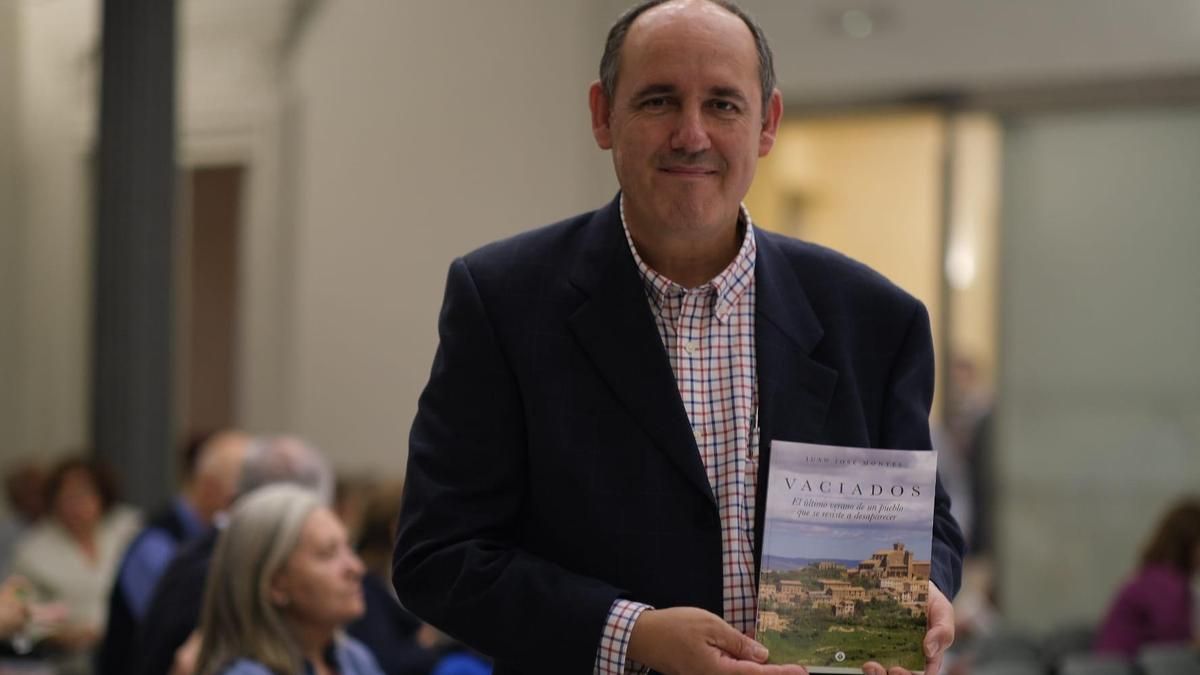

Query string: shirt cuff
594 598 653 675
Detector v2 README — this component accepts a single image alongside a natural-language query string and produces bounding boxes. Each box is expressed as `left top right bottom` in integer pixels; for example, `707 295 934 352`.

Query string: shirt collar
619 193 757 321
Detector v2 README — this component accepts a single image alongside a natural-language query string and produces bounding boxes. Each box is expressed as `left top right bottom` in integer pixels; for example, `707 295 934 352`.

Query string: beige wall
0 0 621 476
280 2 617 472
0 0 21 468
2 0 98 464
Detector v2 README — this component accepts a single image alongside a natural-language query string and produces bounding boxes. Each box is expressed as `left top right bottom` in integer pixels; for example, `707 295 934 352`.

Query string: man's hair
599 0 776 117
235 435 334 504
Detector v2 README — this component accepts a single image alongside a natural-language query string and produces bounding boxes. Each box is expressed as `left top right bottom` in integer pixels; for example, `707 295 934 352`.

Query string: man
133 435 335 675
393 2 965 674
97 430 250 675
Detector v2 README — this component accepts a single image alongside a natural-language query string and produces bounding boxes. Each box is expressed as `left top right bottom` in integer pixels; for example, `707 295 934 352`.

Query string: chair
1057 653 1135 675
1040 623 1095 666
1137 643 1200 675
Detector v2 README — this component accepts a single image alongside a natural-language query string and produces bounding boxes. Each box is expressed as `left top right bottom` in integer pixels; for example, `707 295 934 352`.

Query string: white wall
996 106 1200 629
280 2 616 472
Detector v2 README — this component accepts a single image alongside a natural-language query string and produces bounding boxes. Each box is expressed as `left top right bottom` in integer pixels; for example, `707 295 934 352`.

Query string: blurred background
1 0 1198 672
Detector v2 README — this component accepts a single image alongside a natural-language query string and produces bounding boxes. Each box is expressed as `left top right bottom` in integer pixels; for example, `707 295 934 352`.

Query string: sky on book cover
763 441 937 561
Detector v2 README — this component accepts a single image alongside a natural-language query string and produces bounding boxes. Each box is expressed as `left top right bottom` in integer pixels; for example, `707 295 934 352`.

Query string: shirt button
684 340 698 355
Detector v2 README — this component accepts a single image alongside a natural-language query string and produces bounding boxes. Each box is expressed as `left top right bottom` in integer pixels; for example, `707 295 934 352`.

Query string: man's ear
589 80 614 150
758 88 784 157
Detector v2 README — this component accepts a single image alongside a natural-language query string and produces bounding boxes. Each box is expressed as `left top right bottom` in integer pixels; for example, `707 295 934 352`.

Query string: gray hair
599 0 776 117
236 435 334 504
195 483 324 675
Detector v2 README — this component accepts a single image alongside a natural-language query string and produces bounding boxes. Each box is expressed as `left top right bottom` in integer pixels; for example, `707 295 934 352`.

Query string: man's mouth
659 166 718 176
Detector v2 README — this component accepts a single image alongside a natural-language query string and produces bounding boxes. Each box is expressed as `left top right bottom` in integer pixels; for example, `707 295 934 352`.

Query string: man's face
590 1 782 237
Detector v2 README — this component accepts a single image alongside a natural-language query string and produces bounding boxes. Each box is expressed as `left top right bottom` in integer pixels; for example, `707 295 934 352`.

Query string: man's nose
670 105 711 154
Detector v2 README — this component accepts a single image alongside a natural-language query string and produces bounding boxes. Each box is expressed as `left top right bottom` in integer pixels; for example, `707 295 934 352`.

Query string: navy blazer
394 196 965 675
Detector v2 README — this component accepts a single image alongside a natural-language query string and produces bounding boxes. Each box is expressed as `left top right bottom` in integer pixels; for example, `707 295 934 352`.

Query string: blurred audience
1094 497 1200 657
0 462 48 578
97 430 251 675
943 355 995 555
194 483 382 675
136 435 334 675
9 456 139 667
346 481 440 675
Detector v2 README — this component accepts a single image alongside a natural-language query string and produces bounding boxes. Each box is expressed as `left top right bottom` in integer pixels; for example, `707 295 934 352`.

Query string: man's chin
657 200 729 230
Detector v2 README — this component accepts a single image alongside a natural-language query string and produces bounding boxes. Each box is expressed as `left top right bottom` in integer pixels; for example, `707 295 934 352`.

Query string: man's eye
641 97 670 109
711 100 740 114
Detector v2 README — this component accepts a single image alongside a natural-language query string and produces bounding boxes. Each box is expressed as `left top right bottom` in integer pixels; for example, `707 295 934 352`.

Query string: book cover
755 441 937 674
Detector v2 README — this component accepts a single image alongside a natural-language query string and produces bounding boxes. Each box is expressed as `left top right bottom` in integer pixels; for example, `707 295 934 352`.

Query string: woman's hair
195 483 324 675
44 455 119 514
1140 497 1200 573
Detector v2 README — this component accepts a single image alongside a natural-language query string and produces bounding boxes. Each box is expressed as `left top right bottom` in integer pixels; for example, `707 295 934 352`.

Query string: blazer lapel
754 232 839 444
753 231 839 562
567 199 717 508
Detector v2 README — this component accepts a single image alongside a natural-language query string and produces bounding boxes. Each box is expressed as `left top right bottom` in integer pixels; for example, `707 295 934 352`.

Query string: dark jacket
393 196 965 674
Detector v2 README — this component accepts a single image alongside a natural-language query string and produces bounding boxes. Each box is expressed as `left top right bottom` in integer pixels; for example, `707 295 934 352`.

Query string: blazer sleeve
879 302 966 599
393 257 624 673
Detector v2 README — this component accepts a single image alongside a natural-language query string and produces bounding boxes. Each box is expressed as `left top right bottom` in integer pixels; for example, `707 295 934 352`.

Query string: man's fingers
924 651 944 675
711 626 769 663
862 662 886 675
924 582 955 660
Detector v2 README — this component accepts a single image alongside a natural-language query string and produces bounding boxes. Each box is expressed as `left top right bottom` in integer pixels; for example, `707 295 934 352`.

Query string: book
755 440 938 674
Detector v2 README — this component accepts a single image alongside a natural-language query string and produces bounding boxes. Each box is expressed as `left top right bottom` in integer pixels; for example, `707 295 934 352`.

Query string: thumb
712 626 770 663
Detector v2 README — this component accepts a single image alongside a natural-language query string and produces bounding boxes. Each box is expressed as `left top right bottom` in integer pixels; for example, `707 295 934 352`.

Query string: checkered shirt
594 197 760 674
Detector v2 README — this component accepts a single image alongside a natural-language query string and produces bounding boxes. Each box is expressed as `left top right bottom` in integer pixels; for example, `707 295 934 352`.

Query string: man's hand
863 582 954 675
627 607 808 675
0 576 31 638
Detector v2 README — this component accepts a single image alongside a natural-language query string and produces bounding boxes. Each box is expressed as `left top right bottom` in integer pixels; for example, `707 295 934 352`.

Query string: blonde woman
195 484 383 675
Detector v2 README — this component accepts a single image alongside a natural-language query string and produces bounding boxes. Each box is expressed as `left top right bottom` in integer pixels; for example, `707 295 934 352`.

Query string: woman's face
54 468 102 534
271 506 366 629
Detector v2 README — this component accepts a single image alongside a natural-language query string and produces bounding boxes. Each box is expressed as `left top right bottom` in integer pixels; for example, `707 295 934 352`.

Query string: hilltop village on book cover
756 441 938 674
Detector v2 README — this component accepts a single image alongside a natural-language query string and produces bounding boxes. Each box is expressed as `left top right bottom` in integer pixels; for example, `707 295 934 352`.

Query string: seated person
98 430 249 675
193 484 383 675
10 456 139 657
1094 497 1200 657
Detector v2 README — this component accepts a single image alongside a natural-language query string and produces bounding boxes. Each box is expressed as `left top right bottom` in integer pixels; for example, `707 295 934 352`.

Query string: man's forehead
618 1 758 88
625 0 755 54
